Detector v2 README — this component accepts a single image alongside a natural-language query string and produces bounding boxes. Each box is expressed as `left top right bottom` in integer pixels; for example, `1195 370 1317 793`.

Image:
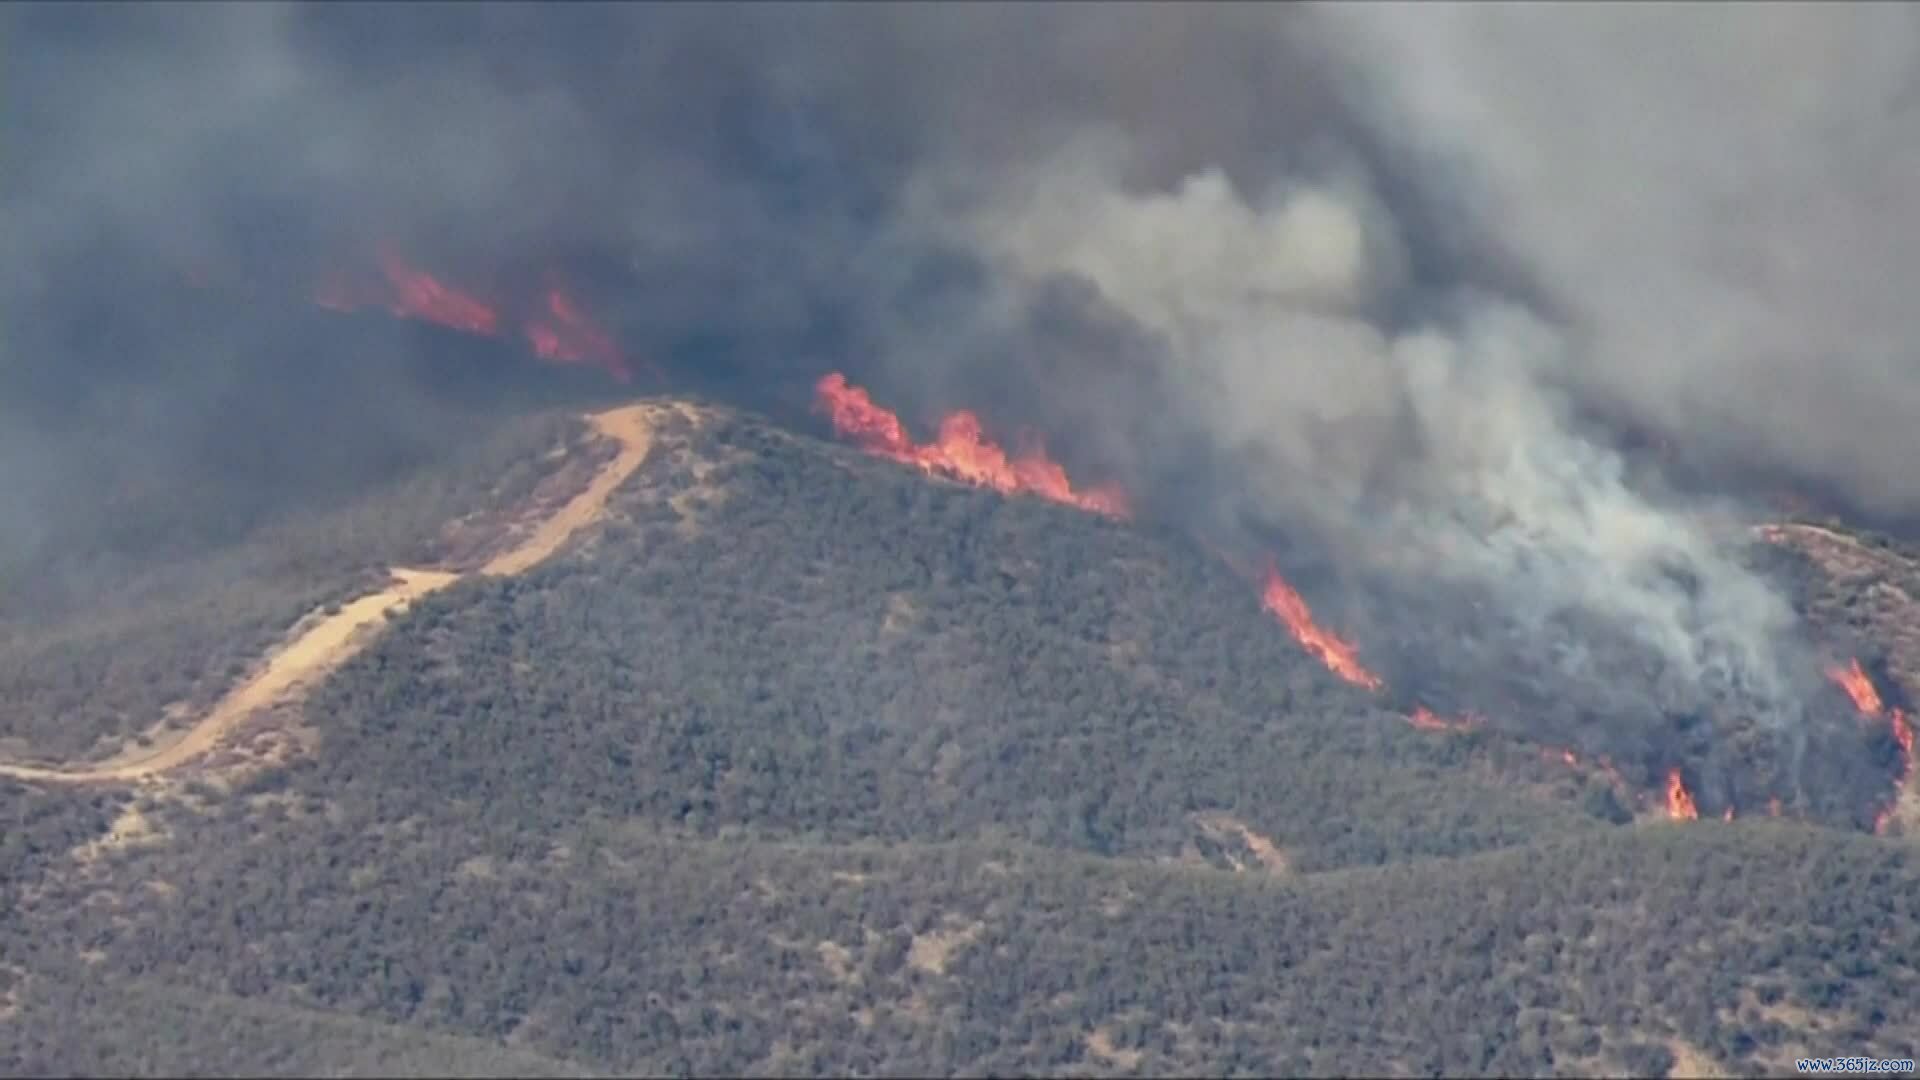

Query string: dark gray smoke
8 3 1907 734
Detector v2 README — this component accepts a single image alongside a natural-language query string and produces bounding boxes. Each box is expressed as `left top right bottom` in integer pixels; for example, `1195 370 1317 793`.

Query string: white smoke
906 128 1803 718
12 4 1893 726
1315 3 1920 519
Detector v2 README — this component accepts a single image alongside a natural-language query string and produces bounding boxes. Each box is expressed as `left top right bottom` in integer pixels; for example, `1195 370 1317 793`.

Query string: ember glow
1547 746 1631 796
1665 767 1700 821
812 373 1130 518
1258 562 1384 691
1407 706 1480 734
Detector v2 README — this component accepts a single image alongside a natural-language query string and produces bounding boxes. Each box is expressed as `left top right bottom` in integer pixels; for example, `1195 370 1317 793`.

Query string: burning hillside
805 374 1920 834
163 253 1920 840
808 374 1782 825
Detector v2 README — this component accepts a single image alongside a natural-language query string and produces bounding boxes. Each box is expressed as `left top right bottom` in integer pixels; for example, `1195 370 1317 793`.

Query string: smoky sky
7 3 1916 724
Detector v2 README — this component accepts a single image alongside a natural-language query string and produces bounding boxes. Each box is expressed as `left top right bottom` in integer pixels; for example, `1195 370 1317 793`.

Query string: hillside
2 397 1917 1077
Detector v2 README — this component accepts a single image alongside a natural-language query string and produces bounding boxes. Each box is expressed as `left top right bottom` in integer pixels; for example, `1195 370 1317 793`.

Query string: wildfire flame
1258 562 1383 691
1818 658 1912 835
375 251 502 335
1665 768 1701 821
812 373 1130 518
1829 659 1885 716
525 286 627 379
1877 707 1915 835
808 391 1903 829
315 250 635 382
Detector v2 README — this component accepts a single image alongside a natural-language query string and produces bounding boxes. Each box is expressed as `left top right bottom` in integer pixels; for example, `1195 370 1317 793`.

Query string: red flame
313 251 636 382
524 286 633 383
812 373 1130 518
1829 659 1885 716
375 251 501 335
1259 562 1383 691
1665 768 1700 821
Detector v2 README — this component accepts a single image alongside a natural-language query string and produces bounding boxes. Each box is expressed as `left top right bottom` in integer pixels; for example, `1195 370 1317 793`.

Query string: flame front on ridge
812 373 1130 518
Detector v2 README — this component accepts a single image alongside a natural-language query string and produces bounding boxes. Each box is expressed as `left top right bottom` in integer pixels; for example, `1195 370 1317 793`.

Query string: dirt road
0 404 654 786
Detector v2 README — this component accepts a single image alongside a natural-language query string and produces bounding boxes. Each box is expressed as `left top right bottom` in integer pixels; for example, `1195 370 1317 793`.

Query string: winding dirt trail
0 405 654 786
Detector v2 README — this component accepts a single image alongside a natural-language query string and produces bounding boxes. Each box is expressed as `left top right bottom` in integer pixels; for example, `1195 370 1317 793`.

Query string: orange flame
1878 708 1915 835
1817 660 1911 835
1768 796 1783 818
1407 706 1480 734
1258 563 1383 691
1828 659 1885 716
1665 768 1700 821
812 373 1130 518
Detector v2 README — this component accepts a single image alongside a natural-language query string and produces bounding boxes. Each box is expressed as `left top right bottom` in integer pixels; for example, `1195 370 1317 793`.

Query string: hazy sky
8 3 1914 729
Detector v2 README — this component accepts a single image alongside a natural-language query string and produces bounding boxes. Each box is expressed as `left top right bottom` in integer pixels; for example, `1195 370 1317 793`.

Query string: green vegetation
2 401 1915 1077
8 812 1915 1077
0 412 591 761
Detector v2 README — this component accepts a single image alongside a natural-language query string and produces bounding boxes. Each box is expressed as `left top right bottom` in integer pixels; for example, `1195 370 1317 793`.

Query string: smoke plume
8 4 1914 733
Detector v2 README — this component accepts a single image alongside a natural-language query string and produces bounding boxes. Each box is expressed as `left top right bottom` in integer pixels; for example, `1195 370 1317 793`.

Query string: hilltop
2 397 1917 1078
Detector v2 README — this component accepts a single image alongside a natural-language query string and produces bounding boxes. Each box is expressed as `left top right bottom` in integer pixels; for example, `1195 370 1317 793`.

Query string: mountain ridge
2 393 1916 1078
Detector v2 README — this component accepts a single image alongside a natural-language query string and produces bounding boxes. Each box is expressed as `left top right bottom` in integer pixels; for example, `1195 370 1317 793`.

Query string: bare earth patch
1757 522 1920 703
1187 812 1293 876
1085 1027 1144 1070
70 802 169 866
1665 1038 1728 1079
815 941 860 985
0 403 656 787
907 917 985 976
0 964 23 1022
